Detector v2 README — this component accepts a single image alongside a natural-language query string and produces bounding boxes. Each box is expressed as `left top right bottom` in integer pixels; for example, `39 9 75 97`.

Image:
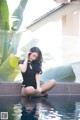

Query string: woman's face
29 52 38 61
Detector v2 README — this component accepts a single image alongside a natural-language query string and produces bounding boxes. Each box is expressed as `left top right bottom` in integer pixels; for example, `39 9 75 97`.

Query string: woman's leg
21 80 56 97
21 86 39 97
34 80 56 97
41 79 56 93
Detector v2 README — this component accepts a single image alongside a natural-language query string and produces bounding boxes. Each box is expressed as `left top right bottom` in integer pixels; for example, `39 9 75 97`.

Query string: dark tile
48 82 69 95
0 83 80 96
68 83 80 95
0 83 21 95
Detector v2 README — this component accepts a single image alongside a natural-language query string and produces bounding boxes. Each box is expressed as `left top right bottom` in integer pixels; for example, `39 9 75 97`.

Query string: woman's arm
35 73 42 92
19 58 28 73
35 73 41 88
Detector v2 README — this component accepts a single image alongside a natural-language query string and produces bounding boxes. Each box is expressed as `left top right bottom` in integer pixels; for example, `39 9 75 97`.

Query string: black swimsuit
18 60 41 89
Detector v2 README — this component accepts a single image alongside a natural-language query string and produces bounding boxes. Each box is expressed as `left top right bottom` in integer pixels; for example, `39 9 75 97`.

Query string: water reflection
20 97 61 120
21 97 38 120
12 96 80 120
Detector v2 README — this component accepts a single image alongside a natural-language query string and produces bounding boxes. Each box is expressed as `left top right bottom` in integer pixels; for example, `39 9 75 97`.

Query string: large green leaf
0 0 30 82
8 32 22 55
0 0 9 30
0 31 4 65
41 65 76 82
0 31 21 64
1 31 14 64
11 0 28 31
0 54 19 81
0 0 10 64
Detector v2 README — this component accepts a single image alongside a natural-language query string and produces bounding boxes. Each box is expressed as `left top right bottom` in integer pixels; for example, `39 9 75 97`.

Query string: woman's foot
34 92 48 97
40 92 48 97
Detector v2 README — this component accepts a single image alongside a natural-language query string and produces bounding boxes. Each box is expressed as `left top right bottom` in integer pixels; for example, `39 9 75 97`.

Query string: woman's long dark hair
29 47 43 73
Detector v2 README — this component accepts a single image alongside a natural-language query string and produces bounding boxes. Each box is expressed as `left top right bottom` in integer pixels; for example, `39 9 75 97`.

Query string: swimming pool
0 95 80 120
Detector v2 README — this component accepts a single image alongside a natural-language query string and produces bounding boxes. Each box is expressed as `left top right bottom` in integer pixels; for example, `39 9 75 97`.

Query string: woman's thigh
21 86 37 96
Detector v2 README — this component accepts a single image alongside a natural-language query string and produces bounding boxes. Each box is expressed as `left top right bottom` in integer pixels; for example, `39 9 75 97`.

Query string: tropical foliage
0 0 28 81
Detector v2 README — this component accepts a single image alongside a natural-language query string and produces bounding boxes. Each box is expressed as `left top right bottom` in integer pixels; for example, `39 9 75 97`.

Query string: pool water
0 96 80 120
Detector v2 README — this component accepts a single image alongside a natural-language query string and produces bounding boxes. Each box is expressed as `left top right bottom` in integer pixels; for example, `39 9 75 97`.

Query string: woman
18 47 56 97
21 97 38 120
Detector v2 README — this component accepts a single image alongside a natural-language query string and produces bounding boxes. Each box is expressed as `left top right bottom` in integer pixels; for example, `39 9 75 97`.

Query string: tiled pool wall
0 82 80 96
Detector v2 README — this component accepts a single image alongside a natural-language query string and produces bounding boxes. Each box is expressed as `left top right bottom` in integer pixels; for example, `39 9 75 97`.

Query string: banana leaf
43 52 55 63
0 0 10 64
8 32 22 54
0 0 9 30
0 30 21 64
0 31 4 65
0 54 19 81
41 65 76 82
11 0 28 31
1 31 15 64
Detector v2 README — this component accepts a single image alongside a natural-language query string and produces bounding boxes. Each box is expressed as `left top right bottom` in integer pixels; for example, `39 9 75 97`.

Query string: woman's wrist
37 85 40 89
37 87 42 92
37 87 42 90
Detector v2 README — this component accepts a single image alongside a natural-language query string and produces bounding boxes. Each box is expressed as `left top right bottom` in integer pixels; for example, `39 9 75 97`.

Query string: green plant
0 0 28 81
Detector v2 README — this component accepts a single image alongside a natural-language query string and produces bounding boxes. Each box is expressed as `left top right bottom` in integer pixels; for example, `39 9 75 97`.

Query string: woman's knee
50 79 56 86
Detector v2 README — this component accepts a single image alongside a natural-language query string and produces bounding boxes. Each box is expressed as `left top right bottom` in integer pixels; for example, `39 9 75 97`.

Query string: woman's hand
27 52 32 59
37 87 42 94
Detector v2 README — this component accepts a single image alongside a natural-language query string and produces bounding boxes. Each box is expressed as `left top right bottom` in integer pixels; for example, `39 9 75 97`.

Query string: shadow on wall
41 64 76 82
